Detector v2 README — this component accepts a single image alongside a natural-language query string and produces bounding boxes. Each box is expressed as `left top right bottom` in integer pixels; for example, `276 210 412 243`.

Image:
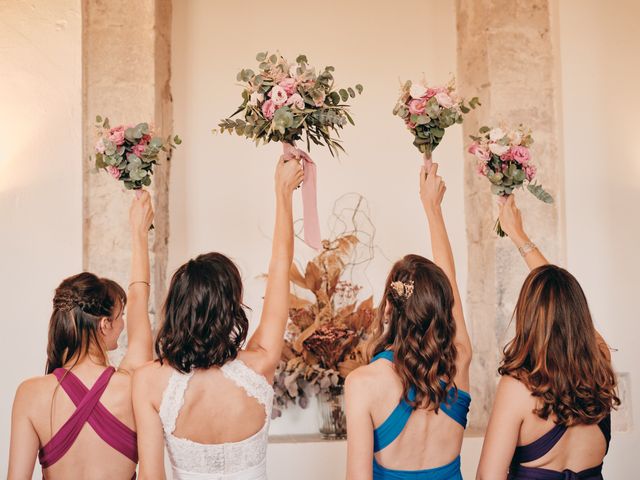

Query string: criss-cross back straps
38 367 138 468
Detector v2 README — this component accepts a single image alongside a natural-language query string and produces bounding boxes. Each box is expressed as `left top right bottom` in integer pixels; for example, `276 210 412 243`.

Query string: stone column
456 0 566 431
82 0 172 360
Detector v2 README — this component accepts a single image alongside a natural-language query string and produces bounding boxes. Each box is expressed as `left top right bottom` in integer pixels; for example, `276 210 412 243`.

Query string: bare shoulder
13 374 58 412
132 361 173 397
497 375 536 411
345 362 389 402
236 349 275 381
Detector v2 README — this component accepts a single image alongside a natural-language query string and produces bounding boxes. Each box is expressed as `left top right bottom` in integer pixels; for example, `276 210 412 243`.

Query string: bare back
365 358 468 470
25 364 136 480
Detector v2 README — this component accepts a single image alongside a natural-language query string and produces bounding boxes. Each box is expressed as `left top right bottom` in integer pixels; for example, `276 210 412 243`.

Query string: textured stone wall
82 0 172 360
456 0 566 431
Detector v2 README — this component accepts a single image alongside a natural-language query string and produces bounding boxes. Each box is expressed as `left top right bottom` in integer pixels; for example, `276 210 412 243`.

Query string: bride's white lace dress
159 359 274 480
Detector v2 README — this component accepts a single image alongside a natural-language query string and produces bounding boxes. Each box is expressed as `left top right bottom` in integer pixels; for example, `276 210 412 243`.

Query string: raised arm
120 190 154 372
419 163 472 374
498 195 548 270
245 157 303 378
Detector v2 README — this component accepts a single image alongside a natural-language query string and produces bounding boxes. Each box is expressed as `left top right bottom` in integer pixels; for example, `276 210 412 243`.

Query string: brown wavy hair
155 252 249 373
370 254 458 410
46 272 126 374
499 265 619 426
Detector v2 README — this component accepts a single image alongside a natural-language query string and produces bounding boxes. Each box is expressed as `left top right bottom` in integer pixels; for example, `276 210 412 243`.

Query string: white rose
508 130 522 146
409 83 428 99
489 128 506 142
249 92 264 106
489 142 509 156
434 92 454 108
270 85 288 106
286 93 305 110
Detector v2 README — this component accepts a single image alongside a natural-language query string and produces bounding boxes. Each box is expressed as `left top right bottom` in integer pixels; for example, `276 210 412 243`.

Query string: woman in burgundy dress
476 196 620 480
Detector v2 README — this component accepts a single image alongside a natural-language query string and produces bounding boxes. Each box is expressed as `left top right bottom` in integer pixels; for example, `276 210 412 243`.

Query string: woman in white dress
132 157 303 480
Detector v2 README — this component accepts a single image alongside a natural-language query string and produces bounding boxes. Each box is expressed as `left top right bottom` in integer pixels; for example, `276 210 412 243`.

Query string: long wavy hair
499 265 619 426
369 254 457 410
46 272 126 374
155 252 249 373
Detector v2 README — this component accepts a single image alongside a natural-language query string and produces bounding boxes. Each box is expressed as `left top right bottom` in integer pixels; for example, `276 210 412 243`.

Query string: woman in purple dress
476 196 620 480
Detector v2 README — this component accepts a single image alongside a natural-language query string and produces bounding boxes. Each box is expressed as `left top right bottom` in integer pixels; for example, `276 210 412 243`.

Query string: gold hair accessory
390 280 414 300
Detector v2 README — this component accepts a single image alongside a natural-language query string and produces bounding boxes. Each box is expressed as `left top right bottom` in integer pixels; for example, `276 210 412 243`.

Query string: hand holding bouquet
393 78 479 167
93 115 181 190
468 124 553 236
217 52 363 249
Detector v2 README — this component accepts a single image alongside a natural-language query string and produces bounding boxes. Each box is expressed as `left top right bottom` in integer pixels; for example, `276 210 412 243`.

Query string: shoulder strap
599 414 611 454
438 380 471 429
371 350 394 364
39 367 115 468
512 423 568 465
220 359 274 415
158 369 193 435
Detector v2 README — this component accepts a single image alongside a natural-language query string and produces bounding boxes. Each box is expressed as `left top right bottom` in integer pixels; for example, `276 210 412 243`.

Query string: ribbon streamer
282 142 321 250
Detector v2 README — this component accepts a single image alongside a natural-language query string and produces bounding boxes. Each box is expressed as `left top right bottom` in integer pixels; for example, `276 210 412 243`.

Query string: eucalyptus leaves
468 124 553 236
93 115 181 190
393 78 480 157
216 52 363 157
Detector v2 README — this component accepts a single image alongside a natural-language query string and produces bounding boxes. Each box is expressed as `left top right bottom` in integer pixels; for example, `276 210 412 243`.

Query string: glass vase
317 385 347 439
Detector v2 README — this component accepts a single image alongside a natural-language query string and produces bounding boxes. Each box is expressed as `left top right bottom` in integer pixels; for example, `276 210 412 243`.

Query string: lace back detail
220 359 274 416
159 370 194 435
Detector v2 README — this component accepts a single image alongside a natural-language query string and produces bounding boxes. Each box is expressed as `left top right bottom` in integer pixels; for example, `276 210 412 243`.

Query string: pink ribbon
282 142 321 250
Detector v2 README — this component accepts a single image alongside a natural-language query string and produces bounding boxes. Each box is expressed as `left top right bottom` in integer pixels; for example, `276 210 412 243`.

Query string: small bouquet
217 52 363 249
468 125 553 236
393 78 479 166
93 115 181 190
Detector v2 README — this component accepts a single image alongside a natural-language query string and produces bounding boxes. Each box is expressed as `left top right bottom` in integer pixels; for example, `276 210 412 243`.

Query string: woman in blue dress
345 163 472 480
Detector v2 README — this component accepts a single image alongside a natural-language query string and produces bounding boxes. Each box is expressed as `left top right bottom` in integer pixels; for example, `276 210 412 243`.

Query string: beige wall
0 0 82 475
557 0 640 475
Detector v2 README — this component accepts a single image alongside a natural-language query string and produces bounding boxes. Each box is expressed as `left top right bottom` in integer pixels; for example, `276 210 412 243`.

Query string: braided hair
46 272 126 373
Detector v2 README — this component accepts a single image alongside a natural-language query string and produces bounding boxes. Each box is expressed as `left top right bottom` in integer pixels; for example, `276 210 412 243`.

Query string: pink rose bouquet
467 124 553 236
393 78 479 164
216 52 364 249
93 115 181 190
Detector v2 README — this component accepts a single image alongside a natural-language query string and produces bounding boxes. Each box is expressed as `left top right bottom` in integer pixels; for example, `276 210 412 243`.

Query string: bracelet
518 242 538 258
129 281 150 288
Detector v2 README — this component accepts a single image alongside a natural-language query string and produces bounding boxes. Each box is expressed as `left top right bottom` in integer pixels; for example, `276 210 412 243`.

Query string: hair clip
390 280 414 300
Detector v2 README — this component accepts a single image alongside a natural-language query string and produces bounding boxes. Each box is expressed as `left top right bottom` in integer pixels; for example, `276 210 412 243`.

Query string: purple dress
509 415 611 480
38 367 138 479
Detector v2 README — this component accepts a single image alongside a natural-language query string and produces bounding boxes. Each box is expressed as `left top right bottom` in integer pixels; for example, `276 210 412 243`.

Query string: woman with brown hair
476 196 619 480
132 158 303 480
345 163 473 480
8 191 155 480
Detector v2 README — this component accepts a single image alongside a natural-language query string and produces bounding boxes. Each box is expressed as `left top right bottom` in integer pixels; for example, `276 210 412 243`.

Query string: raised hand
129 190 155 237
497 195 525 240
420 162 447 213
275 155 304 198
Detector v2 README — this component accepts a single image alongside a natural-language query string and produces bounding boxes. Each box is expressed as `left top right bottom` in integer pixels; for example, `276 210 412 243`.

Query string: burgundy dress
509 415 611 480
38 367 138 479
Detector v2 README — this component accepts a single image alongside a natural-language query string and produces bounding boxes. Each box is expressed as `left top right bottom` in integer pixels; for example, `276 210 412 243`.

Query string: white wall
557 0 640 477
170 0 467 437
0 0 82 475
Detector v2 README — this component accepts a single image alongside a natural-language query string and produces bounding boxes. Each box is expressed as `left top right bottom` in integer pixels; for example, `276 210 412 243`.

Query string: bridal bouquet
216 52 363 249
93 115 181 190
393 78 479 164
468 125 553 236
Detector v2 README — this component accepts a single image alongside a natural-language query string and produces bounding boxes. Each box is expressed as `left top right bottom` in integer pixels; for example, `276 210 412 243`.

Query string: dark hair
370 254 458 410
155 252 249 373
499 265 620 426
46 272 126 374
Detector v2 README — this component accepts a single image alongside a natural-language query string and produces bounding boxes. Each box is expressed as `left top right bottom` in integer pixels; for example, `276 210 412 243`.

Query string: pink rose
468 142 490 162
132 143 147 157
425 88 438 99
434 92 454 108
476 161 489 176
286 93 305 110
269 85 288 106
525 165 537 181
408 98 427 115
278 77 297 96
106 165 121 180
95 138 106 154
108 126 126 146
262 99 276 119
511 146 530 164
406 120 417 130
500 148 515 162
